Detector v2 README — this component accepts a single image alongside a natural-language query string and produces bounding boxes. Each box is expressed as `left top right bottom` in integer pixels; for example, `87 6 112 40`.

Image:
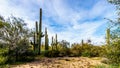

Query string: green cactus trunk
106 28 110 45
31 21 39 54
51 36 54 50
81 39 84 46
33 32 35 51
55 34 58 50
38 8 42 55
31 8 44 55
45 27 49 50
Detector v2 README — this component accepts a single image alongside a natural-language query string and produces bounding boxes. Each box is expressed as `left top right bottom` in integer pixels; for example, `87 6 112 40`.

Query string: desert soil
11 57 105 68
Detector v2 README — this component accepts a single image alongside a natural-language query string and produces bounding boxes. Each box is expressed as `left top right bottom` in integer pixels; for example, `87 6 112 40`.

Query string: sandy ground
11 57 105 68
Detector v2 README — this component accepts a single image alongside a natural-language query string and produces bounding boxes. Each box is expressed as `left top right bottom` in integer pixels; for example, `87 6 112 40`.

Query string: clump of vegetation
0 16 35 64
104 0 120 65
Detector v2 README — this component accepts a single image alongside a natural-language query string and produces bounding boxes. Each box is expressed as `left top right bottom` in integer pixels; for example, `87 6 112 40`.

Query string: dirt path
12 57 105 68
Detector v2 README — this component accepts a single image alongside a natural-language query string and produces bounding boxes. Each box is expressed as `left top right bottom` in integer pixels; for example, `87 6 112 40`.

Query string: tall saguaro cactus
38 8 42 55
31 8 44 55
45 27 49 50
106 28 110 45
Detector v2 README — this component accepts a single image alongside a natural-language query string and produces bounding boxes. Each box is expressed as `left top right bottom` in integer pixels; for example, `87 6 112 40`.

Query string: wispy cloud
0 0 116 45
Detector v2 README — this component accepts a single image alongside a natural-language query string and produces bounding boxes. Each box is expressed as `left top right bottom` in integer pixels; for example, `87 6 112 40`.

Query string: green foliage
0 64 10 68
58 40 70 56
70 43 82 56
43 50 60 57
105 0 120 64
0 48 8 65
0 15 35 64
59 48 70 57
47 41 106 57
106 39 120 64
71 43 106 57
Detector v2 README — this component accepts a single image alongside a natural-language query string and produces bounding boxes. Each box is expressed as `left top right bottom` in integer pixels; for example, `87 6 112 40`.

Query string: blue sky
0 0 116 45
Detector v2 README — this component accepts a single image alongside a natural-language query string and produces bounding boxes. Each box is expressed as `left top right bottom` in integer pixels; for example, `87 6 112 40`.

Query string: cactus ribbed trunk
33 32 35 51
81 39 84 46
31 8 44 55
51 36 54 50
55 34 58 50
36 21 38 33
38 8 42 55
45 27 49 50
106 28 110 45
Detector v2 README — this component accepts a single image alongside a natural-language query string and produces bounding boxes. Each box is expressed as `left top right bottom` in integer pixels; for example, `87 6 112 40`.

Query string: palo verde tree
0 16 32 62
106 0 120 64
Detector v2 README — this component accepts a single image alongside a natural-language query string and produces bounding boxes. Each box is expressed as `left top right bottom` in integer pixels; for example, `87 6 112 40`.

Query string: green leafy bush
70 43 82 57
106 39 120 64
0 48 8 65
0 56 7 65
43 50 60 57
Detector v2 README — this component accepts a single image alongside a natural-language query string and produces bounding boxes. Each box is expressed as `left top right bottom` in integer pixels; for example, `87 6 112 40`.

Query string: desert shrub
7 49 35 63
90 46 106 57
41 50 49 57
70 43 106 57
81 43 93 57
43 50 60 57
81 50 91 57
44 49 71 57
0 48 8 65
0 64 10 68
59 48 70 57
57 40 71 57
0 56 7 65
106 39 120 64
70 43 82 56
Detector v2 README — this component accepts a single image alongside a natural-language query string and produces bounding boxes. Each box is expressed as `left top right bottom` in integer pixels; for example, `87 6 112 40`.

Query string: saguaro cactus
81 39 84 46
31 21 38 52
51 36 54 50
106 28 110 45
51 34 58 50
45 27 49 50
55 34 58 50
33 32 36 51
38 8 44 55
31 8 44 55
